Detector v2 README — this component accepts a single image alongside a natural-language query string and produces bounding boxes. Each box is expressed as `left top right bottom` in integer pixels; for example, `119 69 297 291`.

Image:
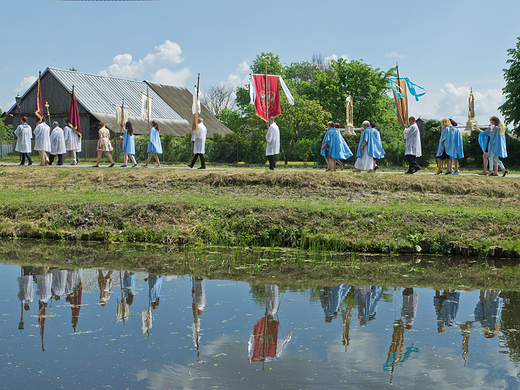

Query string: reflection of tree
497 291 520 363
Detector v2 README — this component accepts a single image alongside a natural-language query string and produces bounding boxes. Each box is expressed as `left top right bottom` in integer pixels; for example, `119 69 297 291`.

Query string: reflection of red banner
251 315 279 362
68 86 82 139
252 75 281 121
35 72 44 124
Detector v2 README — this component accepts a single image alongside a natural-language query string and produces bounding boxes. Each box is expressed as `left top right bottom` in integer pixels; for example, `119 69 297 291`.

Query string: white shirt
14 124 32 153
33 122 51 152
50 127 67 155
191 123 207 154
404 123 422 157
266 122 280 156
64 125 82 152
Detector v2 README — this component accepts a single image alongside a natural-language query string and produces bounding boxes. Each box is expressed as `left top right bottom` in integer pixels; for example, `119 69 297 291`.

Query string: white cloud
99 40 189 86
152 67 191 86
19 76 37 91
435 83 504 125
385 51 405 59
324 54 349 69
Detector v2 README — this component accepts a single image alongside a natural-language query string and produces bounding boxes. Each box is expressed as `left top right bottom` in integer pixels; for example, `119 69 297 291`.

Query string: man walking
188 118 207 169
266 117 280 170
404 116 422 174
14 116 33 165
63 119 81 165
49 121 66 166
33 116 51 166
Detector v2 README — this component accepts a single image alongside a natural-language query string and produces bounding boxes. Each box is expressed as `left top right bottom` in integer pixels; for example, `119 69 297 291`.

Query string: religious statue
465 88 478 131
468 88 475 121
346 93 354 127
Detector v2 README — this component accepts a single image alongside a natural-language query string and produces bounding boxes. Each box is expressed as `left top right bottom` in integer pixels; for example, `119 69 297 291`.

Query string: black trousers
20 153 33 165
49 154 63 165
405 154 420 172
190 153 205 168
267 155 276 170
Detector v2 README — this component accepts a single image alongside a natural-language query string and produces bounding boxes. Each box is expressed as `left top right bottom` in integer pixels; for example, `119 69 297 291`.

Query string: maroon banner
252 74 281 121
68 86 82 139
35 72 44 124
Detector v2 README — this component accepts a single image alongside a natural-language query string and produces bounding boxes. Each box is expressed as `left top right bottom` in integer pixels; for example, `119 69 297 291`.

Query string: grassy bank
0 166 519 258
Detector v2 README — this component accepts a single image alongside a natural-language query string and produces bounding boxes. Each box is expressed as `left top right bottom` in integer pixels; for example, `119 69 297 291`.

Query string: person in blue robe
144 120 163 168
370 121 385 171
120 121 137 168
123 271 136 306
321 121 353 171
477 129 490 175
434 290 460 333
435 118 455 174
353 121 376 172
355 286 382 326
486 116 507 176
449 119 464 175
148 274 163 309
320 284 350 322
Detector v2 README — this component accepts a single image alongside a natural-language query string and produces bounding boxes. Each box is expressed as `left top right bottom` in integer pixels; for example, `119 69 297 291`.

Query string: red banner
35 72 44 124
252 74 281 121
68 86 82 139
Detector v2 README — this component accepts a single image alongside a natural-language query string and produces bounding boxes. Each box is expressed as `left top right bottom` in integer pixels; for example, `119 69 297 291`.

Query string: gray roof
48 68 184 120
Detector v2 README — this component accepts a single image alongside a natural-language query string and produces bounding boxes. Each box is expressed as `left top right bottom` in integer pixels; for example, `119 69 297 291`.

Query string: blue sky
2 0 519 126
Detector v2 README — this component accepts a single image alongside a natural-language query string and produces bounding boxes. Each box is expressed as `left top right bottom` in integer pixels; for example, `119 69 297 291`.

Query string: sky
1 0 519 127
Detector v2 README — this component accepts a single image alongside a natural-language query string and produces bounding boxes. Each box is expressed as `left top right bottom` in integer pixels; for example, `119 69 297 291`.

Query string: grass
0 166 519 258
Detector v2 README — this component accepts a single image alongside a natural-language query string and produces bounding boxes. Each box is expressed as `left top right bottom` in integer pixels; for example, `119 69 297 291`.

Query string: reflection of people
148 274 163 310
434 290 460 333
93 122 115 168
474 290 503 338
320 285 350 323
355 286 382 326
17 273 34 311
97 270 113 306
144 120 162 168
248 285 292 363
266 117 280 171
401 288 418 330
403 116 422 174
51 269 68 300
188 118 207 169
192 277 206 351
15 116 33 165
33 116 51 166
65 269 83 332
123 271 136 306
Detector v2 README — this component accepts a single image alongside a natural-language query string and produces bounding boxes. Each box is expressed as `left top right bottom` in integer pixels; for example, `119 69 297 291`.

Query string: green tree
499 37 520 134
276 96 330 163
0 109 14 142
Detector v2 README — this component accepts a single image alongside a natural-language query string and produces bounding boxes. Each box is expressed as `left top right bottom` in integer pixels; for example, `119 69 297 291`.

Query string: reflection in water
2 262 520 389
248 285 292 364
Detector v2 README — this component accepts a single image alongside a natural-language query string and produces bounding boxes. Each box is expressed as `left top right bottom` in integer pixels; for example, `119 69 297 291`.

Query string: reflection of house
6 67 232 143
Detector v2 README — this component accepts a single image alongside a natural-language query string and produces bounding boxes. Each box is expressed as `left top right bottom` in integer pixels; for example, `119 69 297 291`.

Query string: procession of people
12 114 510 175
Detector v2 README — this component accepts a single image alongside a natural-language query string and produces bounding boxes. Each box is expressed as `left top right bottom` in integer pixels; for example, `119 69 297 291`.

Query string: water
1 263 519 389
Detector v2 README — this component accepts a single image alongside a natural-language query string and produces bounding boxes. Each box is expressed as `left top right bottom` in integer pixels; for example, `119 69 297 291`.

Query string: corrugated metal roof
48 68 184 120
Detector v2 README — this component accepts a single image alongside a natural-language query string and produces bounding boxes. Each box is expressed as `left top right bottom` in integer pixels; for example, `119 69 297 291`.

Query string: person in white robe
192 277 206 351
63 120 81 165
65 269 83 297
36 270 53 305
401 288 418 329
33 117 51 166
188 118 207 169
265 117 280 170
14 116 33 165
49 121 66 165
403 116 422 174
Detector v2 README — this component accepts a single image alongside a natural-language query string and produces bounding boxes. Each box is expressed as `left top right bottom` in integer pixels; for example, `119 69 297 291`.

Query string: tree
202 84 235 116
276 96 330 163
0 109 13 142
499 37 520 134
